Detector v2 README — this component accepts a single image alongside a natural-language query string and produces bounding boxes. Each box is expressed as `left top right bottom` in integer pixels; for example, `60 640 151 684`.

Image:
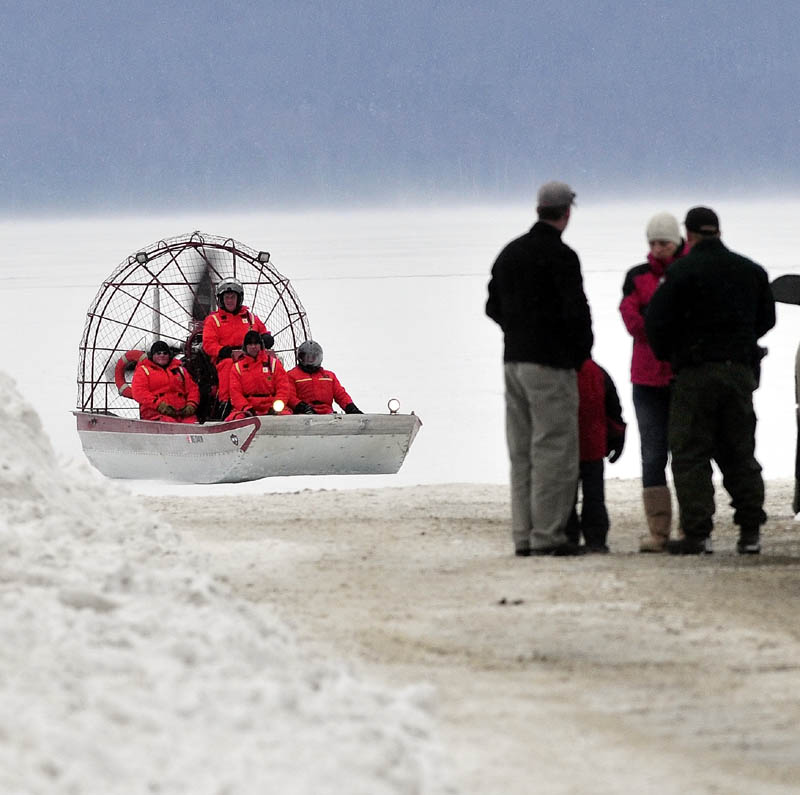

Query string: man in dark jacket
486 181 593 556
645 206 776 555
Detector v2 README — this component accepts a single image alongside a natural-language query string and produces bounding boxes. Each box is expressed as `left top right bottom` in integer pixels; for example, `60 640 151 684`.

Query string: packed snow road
152 479 800 794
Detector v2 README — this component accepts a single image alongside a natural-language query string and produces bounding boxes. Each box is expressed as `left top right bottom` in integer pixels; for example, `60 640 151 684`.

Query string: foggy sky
3 1 799 212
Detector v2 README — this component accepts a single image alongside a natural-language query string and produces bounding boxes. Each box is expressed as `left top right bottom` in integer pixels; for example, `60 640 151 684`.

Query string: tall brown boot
639 485 672 552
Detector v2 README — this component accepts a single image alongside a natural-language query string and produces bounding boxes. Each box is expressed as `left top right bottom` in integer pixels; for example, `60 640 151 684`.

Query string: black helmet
297 340 323 371
215 277 244 313
148 340 171 360
243 330 263 350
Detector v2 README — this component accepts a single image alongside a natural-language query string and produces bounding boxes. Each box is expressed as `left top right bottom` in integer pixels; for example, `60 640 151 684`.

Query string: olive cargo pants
669 362 766 539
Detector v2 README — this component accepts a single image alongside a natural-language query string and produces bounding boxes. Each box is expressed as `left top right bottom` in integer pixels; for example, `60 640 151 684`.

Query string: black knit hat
684 206 720 235
149 340 171 359
243 330 263 348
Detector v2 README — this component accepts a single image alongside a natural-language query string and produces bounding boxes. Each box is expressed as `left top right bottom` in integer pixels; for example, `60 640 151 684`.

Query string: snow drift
0 371 448 794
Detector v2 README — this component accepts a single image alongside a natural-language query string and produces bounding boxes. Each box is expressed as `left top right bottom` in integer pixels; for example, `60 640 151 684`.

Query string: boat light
135 251 149 264
387 398 400 414
257 251 271 264
273 399 285 413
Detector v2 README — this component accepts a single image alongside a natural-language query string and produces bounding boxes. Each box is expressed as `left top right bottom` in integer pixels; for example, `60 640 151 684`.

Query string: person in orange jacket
202 277 268 407
131 340 200 423
226 330 292 419
287 340 362 415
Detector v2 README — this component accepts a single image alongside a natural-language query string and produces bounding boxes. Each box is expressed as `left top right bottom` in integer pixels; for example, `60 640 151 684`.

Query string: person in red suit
287 340 362 415
202 277 267 406
564 358 626 552
131 340 200 423
226 330 292 419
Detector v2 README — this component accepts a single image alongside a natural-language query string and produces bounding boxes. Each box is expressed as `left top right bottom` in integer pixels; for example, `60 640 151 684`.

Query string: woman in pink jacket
619 212 687 552
131 341 200 423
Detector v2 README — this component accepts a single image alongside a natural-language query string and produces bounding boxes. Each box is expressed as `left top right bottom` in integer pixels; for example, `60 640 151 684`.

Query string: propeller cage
77 231 311 416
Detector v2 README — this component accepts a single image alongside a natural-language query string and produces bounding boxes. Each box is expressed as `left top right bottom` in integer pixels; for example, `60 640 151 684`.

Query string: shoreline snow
0 372 449 794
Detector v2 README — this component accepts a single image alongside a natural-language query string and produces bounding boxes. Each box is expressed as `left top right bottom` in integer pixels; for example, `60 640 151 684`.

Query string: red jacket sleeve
273 358 291 404
131 362 158 408
330 372 353 410
228 362 250 412
252 313 267 335
202 313 223 360
619 289 647 342
286 368 300 408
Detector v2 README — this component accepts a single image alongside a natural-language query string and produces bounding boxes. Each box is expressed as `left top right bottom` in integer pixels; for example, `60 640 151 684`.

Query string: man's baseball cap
684 206 720 235
537 181 576 208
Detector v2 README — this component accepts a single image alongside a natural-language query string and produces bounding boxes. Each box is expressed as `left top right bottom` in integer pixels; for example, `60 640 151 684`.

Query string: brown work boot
639 485 672 553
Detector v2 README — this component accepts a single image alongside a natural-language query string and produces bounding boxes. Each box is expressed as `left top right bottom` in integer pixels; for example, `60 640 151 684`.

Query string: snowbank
0 372 448 794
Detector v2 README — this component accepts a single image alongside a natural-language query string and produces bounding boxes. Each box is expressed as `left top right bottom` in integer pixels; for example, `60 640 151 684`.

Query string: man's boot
639 485 672 553
737 525 761 555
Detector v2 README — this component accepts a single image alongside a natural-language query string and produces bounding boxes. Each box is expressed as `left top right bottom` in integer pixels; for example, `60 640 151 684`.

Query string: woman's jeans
632 384 671 487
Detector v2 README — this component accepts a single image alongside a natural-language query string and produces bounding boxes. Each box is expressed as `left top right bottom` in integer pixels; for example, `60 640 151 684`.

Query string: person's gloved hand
344 403 363 415
243 407 256 417
157 401 177 417
607 426 626 463
217 346 233 361
261 332 274 349
294 401 315 415
181 402 197 417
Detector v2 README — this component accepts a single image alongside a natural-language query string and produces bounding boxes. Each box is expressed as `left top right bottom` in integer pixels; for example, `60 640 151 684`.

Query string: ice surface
0 200 795 495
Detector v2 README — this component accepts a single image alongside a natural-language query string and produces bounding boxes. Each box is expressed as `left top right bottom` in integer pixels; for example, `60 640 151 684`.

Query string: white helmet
215 277 244 312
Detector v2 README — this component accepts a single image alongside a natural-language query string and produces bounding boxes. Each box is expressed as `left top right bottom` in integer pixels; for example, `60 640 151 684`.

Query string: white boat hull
75 412 422 484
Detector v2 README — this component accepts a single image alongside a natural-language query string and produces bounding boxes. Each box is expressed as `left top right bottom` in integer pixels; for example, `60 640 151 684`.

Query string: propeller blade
191 258 216 322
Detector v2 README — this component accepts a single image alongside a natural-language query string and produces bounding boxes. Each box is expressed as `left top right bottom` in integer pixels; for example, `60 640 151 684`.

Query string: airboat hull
75 412 422 484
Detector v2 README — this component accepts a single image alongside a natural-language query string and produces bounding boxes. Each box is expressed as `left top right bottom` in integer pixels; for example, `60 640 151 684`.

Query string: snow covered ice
0 371 449 794
2 200 799 497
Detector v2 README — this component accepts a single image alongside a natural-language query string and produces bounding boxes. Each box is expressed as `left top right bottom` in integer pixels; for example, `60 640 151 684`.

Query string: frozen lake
1 198 797 495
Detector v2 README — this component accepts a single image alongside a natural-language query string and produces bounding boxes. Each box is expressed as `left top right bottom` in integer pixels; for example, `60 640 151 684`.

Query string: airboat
75 231 421 484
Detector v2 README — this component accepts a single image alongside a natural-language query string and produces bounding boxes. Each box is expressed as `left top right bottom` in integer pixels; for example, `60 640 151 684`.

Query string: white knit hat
646 212 681 245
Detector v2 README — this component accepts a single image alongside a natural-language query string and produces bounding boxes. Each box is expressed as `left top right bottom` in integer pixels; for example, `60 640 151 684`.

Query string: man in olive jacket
645 206 775 554
486 181 593 556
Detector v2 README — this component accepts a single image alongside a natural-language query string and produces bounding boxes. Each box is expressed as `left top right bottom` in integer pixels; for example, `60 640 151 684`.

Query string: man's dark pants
668 362 766 540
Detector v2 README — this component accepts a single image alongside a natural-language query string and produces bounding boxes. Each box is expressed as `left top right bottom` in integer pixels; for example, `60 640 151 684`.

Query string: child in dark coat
565 359 626 553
